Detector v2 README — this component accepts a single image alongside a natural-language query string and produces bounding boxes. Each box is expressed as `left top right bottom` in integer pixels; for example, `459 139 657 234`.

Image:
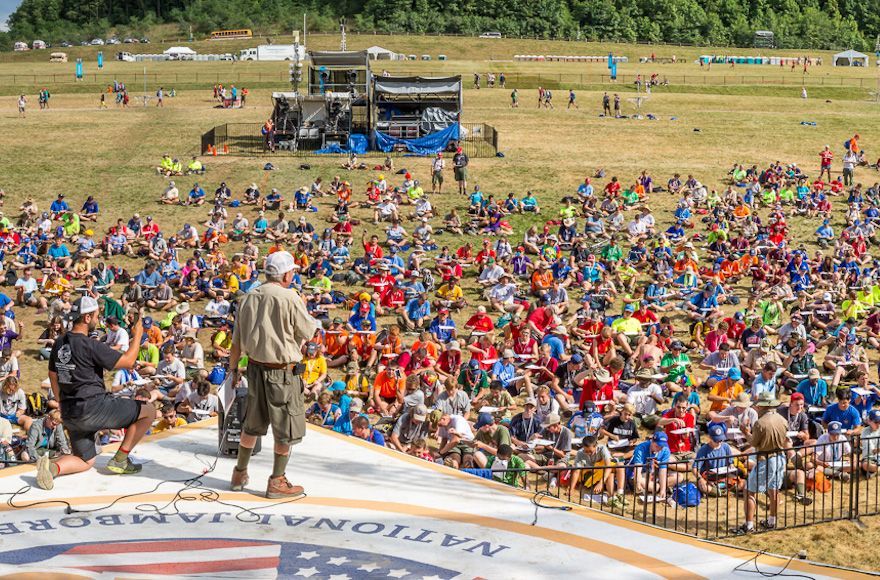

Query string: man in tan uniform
228 251 319 498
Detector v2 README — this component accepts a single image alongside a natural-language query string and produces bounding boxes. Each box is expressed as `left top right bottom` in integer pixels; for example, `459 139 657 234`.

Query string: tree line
1 0 877 51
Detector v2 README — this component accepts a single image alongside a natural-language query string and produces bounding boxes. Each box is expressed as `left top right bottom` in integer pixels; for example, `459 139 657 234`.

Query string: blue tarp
315 133 368 155
374 123 460 155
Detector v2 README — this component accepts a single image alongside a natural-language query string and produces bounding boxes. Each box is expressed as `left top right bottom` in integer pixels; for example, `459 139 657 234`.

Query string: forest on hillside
1 0 878 51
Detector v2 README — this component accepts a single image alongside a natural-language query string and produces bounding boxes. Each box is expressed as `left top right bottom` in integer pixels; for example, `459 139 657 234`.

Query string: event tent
833 49 869 67
163 46 197 60
366 45 403 60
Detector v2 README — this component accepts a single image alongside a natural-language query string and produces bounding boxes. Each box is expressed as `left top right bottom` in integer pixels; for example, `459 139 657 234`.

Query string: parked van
479 32 502 39
49 52 68 63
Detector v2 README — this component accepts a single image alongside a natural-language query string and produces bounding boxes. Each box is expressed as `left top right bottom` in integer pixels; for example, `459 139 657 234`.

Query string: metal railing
484 437 880 539
201 122 498 157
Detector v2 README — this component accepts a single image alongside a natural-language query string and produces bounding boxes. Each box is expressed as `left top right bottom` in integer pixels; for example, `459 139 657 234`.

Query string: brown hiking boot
231 467 249 491
266 475 305 499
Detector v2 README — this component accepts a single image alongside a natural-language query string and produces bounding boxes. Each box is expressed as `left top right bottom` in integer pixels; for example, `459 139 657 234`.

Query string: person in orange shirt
530 262 553 296
324 317 350 367
349 319 377 367
372 360 406 416
411 330 440 361
708 368 744 413
376 325 404 369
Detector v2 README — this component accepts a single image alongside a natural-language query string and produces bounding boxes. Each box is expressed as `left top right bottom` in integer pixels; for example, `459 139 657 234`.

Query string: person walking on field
613 93 621 118
228 251 321 499
36 296 159 490
602 92 611 116
453 147 469 196
17 94 26 118
568 89 578 109
510 88 518 108
156 86 164 107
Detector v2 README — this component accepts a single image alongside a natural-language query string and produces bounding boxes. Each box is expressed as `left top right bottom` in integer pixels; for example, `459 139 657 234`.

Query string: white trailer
239 44 305 61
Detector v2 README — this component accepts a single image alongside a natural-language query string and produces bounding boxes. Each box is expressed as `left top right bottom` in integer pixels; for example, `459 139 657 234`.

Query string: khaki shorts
242 365 306 446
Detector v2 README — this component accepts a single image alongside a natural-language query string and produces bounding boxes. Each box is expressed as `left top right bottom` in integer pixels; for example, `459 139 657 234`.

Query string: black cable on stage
530 490 572 526
0 423 306 523
732 550 816 580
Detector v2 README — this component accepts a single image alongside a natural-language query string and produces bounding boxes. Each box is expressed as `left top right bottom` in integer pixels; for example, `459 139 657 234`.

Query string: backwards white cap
265 251 297 276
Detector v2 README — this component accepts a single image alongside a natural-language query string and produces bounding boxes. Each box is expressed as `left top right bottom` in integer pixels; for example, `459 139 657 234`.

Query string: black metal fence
485 437 880 540
201 122 498 158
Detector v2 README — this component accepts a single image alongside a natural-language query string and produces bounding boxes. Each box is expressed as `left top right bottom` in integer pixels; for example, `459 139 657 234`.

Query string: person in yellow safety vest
406 180 424 204
186 156 204 175
156 154 173 175
170 158 183 176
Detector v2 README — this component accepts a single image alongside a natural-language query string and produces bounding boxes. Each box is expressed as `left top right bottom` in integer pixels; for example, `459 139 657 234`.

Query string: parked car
106 37 120 45
479 31 503 38
90 38 105 46
123 37 139 44
80 41 90 46
59 41 72 48
140 37 150 43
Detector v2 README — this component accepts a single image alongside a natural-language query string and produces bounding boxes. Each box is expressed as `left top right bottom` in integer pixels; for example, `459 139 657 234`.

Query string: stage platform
0 420 869 579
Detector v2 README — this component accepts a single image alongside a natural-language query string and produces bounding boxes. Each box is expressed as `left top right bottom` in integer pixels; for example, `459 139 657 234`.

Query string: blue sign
75 58 83 80
97 51 103 69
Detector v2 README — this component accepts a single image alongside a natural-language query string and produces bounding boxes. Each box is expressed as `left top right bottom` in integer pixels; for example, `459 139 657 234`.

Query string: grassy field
3 34 880 571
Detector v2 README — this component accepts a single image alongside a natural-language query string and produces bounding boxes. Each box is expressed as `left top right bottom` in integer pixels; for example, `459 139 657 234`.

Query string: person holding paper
693 424 742 497
569 435 625 507
815 421 853 481
860 410 880 475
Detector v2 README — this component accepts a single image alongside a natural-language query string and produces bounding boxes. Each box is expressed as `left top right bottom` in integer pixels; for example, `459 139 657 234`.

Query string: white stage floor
0 420 867 579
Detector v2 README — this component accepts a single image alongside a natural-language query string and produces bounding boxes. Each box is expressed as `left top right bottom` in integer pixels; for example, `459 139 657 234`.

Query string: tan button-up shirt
232 282 319 364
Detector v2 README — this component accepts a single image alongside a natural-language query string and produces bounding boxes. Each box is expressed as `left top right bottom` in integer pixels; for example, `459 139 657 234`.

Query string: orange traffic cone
211 145 217 156
223 144 229 154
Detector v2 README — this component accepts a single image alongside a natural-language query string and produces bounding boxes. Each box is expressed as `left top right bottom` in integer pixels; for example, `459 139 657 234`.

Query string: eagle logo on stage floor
0 538 462 579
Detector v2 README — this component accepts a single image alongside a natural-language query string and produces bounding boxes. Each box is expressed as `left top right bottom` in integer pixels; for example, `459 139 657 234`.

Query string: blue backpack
207 365 227 386
673 483 701 507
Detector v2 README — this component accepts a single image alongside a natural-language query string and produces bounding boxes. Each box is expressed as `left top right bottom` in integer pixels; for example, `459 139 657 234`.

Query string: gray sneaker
106 456 143 475
35 453 54 490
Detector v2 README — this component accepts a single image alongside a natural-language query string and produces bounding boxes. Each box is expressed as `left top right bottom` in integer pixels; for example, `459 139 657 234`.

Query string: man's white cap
71 296 99 318
265 251 296 276
823 292 832 301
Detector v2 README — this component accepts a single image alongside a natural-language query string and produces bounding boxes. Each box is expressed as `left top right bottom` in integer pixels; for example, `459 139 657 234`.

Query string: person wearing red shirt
524 343 560 400
436 341 463 381
455 243 474 264
475 239 497 266
526 302 555 336
512 330 539 360
579 367 615 410
464 306 495 333
633 302 658 326
367 265 395 301
819 145 833 181
140 217 160 241
468 334 498 371
603 176 621 198
362 233 384 260
658 396 697 456
723 312 746 342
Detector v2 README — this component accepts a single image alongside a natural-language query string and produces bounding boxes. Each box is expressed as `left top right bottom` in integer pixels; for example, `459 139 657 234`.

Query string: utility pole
340 17 346 51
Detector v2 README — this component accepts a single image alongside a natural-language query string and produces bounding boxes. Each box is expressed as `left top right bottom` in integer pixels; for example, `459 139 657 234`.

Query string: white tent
365 45 402 61
163 46 197 60
833 49 869 67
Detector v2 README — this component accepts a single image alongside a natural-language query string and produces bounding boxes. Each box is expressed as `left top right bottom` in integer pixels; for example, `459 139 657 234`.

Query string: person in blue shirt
521 192 539 213
576 178 594 199
665 221 685 241
491 349 518 394
687 284 720 320
135 263 162 289
403 294 431 331
186 183 206 206
351 413 386 446
850 376 880 420
693 424 739 497
80 196 99 221
541 328 566 361
503 193 521 213
795 369 828 407
823 387 863 436
348 303 376 332
263 188 282 211
46 237 72 269
49 194 69 216
628 431 672 498
429 309 456 343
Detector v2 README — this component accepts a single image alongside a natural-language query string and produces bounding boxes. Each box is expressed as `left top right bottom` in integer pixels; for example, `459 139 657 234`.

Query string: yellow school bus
210 29 253 40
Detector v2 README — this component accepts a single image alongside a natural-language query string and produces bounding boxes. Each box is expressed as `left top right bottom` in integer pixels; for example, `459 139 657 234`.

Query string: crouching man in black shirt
37 296 158 490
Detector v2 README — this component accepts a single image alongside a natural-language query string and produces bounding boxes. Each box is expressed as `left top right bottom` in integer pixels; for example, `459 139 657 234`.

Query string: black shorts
64 395 142 461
